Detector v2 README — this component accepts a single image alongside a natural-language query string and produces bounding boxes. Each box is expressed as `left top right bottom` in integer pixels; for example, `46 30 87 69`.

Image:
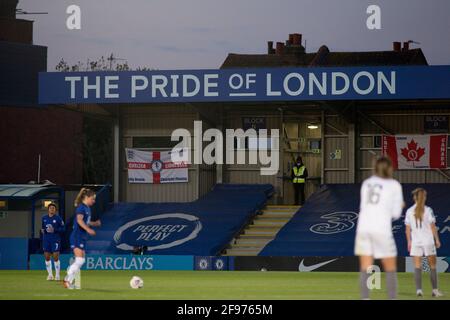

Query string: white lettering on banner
283 73 305 96
96 257 103 270
65 76 81 99
86 256 154 270
204 74 219 97
83 76 100 99
86 257 94 269
377 71 395 94
152 75 168 97
131 75 148 98
128 258 138 270
133 223 188 241
331 72 350 95
65 71 396 100
136 232 171 241
353 71 375 95
266 73 281 96
170 75 180 97
309 73 326 95
105 257 113 270
114 213 202 251
132 74 214 98
265 71 394 97
105 76 119 98
133 224 188 233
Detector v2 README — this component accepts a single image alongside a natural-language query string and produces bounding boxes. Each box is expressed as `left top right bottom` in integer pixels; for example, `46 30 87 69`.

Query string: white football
129 276 144 289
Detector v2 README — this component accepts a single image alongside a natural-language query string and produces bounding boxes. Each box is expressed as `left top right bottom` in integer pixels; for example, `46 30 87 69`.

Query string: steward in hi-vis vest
292 156 308 205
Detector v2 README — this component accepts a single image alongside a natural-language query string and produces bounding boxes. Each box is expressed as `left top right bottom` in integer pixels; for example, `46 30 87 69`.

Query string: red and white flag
382 135 447 169
126 148 188 183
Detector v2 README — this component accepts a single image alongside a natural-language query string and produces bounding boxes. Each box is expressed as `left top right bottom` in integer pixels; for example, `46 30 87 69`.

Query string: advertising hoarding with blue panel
0 238 28 270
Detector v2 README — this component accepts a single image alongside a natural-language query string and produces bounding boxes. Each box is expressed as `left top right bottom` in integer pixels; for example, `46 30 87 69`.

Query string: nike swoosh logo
298 258 338 272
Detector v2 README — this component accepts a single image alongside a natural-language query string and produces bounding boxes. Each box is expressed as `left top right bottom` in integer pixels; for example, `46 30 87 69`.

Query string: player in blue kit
64 188 101 289
41 202 65 281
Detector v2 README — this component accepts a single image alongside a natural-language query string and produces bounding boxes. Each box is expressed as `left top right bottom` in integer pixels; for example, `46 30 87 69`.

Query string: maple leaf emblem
400 139 425 162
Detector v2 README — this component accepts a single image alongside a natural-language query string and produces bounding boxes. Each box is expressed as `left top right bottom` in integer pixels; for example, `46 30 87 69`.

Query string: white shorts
354 233 397 259
410 244 436 257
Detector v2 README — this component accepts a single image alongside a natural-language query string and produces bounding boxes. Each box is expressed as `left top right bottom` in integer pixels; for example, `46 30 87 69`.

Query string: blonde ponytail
412 188 426 228
74 188 95 207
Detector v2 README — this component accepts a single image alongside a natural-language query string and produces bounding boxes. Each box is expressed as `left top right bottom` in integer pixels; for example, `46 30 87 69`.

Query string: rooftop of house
221 33 428 68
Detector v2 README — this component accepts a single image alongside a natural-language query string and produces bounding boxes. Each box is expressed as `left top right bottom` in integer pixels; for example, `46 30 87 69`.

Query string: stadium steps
223 205 300 256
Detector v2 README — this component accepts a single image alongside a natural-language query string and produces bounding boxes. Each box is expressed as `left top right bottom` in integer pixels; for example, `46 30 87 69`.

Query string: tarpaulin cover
260 184 450 256
84 184 273 255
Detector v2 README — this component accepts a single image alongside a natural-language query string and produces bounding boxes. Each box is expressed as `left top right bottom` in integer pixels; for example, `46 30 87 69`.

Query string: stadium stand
224 205 300 256
260 184 450 256
82 184 273 255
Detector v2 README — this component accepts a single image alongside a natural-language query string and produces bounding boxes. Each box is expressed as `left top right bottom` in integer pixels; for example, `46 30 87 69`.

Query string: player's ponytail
374 156 394 179
412 188 426 228
74 188 95 207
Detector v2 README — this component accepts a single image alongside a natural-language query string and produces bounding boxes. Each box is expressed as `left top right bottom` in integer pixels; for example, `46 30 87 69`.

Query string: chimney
267 41 274 54
0 0 18 18
402 41 409 51
393 41 401 52
275 42 284 55
292 33 302 46
288 34 294 45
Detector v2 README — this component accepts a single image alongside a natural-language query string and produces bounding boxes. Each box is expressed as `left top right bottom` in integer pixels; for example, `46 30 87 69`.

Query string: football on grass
129 276 144 289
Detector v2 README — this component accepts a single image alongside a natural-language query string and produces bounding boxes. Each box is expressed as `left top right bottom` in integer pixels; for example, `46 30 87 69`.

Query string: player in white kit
405 188 443 297
355 157 404 299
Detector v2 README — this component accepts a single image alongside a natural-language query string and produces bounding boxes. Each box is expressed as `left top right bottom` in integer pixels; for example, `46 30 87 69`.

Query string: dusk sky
20 0 450 70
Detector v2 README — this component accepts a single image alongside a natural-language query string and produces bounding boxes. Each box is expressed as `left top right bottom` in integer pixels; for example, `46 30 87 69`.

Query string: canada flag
382 135 447 169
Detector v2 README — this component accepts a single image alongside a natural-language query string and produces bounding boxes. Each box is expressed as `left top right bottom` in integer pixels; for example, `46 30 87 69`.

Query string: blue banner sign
29 254 193 270
0 238 28 270
39 65 450 104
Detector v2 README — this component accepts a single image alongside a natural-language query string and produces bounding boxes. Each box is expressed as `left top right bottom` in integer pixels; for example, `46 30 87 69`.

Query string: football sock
430 268 438 290
45 260 52 276
67 257 85 283
414 268 422 291
386 271 397 300
54 260 61 277
359 271 370 300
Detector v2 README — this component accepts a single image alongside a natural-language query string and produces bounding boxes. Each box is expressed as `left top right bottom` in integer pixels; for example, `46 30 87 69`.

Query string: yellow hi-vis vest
293 165 306 183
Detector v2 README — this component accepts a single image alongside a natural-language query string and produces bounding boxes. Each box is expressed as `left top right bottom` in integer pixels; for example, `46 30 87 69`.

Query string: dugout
0 184 64 239
38 34 450 205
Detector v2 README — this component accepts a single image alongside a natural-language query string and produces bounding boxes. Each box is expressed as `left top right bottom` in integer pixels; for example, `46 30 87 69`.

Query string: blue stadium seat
83 184 273 255
260 184 450 256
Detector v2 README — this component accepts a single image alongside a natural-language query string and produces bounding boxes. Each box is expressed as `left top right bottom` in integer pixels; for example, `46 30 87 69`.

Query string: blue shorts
70 234 87 251
43 239 61 253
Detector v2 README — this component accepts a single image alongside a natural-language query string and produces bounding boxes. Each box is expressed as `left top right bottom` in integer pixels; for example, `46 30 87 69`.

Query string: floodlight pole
37 154 41 184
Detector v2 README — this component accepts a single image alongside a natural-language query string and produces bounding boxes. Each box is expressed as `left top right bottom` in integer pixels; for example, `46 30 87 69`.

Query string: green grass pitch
0 270 448 300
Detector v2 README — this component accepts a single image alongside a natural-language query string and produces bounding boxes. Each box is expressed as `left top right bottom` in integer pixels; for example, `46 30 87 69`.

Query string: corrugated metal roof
0 184 58 198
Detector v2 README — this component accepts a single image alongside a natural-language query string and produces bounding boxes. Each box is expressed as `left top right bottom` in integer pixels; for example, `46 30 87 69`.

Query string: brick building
0 0 83 184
